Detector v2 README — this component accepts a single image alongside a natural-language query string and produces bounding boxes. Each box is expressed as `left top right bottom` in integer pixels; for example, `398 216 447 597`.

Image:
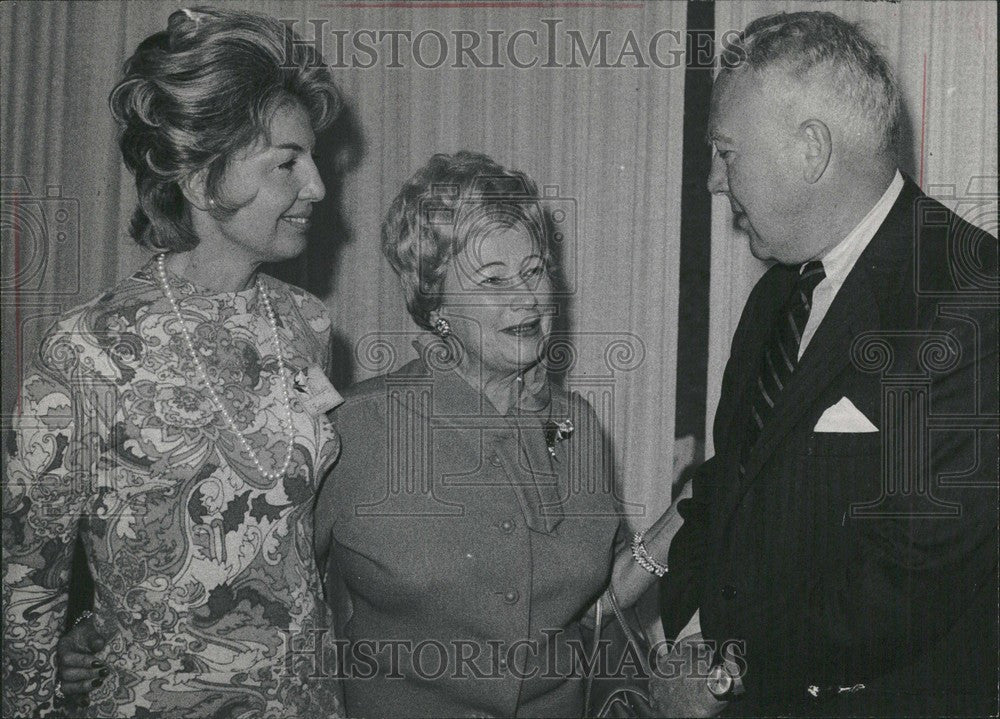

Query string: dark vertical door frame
673 0 715 457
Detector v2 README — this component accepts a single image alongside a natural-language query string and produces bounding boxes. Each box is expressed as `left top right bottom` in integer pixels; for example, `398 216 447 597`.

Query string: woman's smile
500 316 542 337
280 212 312 232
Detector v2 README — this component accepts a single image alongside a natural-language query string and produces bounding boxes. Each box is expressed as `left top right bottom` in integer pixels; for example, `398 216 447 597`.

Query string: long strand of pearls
157 253 294 481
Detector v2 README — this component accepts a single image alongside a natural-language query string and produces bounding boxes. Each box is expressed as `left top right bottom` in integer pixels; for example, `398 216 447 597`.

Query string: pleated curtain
1 1 686 521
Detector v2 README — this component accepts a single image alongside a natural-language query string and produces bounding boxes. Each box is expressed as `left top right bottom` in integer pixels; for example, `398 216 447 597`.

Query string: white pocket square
813 396 878 433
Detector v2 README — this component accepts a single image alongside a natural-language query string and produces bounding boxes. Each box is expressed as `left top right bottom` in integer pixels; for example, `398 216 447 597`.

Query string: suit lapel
718 266 799 478
721 177 920 522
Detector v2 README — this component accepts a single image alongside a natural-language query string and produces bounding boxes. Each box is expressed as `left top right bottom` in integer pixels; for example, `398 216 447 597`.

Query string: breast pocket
797 431 885 522
803 430 882 457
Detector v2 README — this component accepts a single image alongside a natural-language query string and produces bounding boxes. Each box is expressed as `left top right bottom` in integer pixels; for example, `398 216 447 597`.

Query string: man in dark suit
658 11 998 717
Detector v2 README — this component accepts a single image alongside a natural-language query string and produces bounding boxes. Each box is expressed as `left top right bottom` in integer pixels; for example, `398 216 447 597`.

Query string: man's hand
56 614 107 703
651 633 727 718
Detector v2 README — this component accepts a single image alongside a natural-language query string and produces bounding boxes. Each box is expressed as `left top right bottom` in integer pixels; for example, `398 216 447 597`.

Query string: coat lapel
495 389 570 534
720 266 798 475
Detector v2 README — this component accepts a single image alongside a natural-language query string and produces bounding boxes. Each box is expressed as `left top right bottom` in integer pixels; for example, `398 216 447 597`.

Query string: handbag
583 586 660 718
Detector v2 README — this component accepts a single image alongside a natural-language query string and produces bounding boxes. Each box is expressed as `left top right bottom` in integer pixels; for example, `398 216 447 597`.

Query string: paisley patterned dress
2 259 343 718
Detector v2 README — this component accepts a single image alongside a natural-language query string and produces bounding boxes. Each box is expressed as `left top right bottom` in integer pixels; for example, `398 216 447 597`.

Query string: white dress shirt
798 170 905 359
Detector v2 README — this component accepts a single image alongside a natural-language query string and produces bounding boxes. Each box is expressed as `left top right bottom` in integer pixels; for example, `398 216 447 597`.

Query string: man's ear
179 168 213 211
799 118 832 184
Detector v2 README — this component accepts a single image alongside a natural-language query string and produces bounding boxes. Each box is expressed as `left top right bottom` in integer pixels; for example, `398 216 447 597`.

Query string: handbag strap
583 591 604 714
583 586 656 717
604 585 653 676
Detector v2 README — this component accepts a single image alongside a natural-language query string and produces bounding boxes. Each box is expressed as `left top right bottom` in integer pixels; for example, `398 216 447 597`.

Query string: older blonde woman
313 152 644 718
2 8 344 717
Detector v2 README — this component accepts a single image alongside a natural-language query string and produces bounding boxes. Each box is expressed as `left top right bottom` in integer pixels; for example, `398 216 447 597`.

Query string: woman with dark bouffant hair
2 7 345 717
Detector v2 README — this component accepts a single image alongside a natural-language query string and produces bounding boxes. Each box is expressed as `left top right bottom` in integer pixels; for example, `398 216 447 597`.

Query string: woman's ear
179 168 213 211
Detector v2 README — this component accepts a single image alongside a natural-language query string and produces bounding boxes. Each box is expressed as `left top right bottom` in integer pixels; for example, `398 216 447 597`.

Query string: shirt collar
816 170 904 284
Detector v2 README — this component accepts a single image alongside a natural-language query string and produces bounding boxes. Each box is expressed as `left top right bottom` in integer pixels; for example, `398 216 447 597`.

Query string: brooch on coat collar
543 418 574 461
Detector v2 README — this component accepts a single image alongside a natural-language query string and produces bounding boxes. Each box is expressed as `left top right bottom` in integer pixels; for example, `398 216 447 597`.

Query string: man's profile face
707 69 810 264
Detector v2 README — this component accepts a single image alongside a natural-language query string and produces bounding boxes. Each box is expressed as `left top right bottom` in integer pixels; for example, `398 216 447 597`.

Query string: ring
54 681 65 701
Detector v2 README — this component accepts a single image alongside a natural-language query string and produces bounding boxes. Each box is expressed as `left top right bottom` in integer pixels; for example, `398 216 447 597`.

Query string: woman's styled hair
381 151 551 330
109 7 341 250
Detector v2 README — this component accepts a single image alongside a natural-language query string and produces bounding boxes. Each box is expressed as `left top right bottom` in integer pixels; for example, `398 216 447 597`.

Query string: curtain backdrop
0 1 686 521
706 0 999 454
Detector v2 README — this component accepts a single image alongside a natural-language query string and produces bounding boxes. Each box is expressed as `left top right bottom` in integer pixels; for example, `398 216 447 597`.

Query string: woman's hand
56 614 108 702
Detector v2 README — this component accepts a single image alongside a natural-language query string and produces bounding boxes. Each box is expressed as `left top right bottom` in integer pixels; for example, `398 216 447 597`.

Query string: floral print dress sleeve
2 324 94 717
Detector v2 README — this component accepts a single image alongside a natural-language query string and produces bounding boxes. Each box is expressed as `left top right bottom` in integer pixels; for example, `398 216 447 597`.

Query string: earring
207 198 216 209
433 317 451 338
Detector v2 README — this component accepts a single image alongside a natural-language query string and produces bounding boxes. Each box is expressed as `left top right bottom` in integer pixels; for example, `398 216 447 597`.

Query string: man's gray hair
721 11 902 152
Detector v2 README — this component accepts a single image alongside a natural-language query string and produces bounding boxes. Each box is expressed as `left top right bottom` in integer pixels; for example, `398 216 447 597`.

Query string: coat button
503 589 520 604
499 519 515 533
721 584 737 600
489 454 503 467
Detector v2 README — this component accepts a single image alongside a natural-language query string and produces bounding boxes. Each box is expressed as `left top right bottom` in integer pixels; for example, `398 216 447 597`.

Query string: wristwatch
707 661 745 701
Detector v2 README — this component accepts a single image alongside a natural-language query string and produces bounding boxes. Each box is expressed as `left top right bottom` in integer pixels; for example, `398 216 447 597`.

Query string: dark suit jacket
660 176 999 716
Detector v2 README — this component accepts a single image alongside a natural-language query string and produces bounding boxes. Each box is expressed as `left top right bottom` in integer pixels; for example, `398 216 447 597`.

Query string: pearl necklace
156 253 294 481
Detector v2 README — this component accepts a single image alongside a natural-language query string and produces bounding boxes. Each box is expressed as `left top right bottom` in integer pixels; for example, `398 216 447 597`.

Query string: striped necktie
740 261 826 464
